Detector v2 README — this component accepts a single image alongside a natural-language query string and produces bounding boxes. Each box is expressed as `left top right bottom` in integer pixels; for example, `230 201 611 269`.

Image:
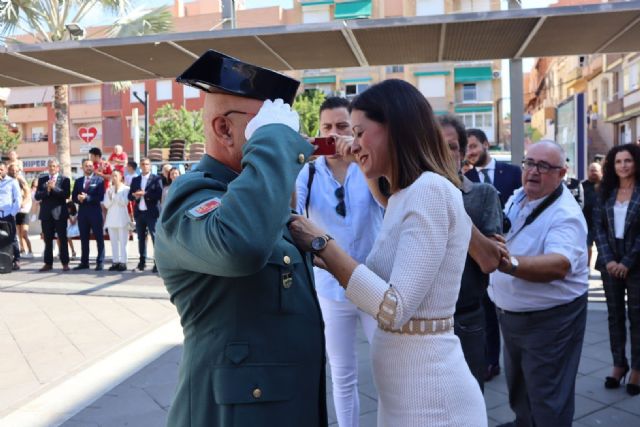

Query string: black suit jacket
72 175 105 219
465 160 522 206
35 174 71 221
128 173 163 218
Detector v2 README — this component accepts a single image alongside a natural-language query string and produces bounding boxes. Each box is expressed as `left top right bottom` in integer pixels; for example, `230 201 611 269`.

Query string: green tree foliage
0 121 21 155
293 90 326 137
148 104 204 148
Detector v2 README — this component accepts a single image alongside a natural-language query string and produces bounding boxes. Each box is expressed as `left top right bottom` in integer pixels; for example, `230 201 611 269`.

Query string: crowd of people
0 145 182 273
1 49 638 426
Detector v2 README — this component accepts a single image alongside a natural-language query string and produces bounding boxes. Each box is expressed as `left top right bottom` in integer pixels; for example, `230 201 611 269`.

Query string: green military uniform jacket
156 124 327 427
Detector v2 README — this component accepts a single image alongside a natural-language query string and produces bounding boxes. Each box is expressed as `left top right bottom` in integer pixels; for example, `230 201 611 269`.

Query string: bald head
588 161 602 182
522 140 567 201
203 93 263 172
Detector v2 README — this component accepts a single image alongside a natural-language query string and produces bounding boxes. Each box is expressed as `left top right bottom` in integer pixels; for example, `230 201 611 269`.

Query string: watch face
311 236 326 252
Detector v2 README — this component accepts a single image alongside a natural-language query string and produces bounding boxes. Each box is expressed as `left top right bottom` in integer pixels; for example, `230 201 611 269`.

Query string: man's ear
212 116 234 147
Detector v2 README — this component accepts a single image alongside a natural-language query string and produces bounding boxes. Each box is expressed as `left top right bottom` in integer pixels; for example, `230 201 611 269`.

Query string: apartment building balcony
606 97 624 120
582 55 603 80
7 106 48 123
69 99 101 120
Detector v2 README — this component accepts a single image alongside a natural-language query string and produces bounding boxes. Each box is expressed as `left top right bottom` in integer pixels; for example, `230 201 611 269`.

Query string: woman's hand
606 261 618 277
334 135 356 162
288 214 326 252
611 262 629 280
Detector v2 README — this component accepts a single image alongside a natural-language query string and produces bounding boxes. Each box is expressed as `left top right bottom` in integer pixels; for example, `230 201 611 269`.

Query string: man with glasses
295 96 383 426
490 140 589 427
128 157 162 273
155 50 326 426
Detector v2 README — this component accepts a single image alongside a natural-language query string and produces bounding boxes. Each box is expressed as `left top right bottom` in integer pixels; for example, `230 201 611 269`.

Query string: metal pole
144 91 149 158
133 90 149 158
509 0 525 166
221 0 236 29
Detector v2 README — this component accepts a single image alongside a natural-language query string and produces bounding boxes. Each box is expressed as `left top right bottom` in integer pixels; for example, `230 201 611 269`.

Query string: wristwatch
509 256 519 275
311 234 334 254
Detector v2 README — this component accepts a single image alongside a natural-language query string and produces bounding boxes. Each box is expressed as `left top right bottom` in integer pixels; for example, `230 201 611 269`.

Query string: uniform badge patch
186 197 221 219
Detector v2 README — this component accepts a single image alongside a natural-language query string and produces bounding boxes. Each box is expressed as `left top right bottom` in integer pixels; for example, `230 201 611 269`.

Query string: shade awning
455 105 494 113
335 1 372 20
0 1 639 87
454 67 493 83
302 75 336 84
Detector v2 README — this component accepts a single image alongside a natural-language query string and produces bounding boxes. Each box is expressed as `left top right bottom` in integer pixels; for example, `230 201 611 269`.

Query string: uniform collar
193 154 239 185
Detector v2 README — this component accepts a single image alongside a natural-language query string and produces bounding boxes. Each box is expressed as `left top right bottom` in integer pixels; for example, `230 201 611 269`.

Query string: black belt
496 294 586 317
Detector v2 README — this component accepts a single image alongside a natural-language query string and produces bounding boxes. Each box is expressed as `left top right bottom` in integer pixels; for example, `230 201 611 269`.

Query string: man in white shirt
490 140 589 427
295 97 383 427
0 162 22 270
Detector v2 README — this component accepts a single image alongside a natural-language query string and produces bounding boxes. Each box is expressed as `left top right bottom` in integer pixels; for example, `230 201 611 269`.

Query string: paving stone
573 394 607 420
575 375 631 405
487 402 515 424
576 406 640 426
484 387 509 410
612 394 640 416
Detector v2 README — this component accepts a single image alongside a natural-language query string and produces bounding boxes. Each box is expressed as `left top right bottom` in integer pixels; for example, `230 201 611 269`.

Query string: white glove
244 99 300 140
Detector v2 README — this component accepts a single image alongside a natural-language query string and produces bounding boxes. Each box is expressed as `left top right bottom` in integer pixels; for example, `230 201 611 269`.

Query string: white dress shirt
0 176 21 217
139 173 149 211
477 157 496 184
489 187 589 312
295 157 384 301
613 200 629 239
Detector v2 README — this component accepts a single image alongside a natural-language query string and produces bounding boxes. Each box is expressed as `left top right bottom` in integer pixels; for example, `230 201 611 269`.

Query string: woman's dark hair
600 143 640 200
349 79 459 191
167 167 180 185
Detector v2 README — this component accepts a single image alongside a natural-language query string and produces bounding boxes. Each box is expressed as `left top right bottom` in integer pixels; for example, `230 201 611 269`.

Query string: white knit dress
345 172 487 427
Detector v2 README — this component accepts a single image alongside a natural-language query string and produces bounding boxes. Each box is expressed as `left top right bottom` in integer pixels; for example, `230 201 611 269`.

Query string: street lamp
133 90 149 158
65 23 85 39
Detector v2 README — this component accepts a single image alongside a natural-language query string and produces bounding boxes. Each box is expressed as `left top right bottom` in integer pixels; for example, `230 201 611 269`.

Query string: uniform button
298 153 305 164
283 255 291 265
252 388 262 399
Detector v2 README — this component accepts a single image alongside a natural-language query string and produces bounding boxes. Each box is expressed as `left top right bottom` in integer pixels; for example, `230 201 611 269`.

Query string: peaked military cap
176 50 300 105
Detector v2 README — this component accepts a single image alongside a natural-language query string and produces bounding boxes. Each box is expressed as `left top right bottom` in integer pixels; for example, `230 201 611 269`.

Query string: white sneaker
22 252 34 259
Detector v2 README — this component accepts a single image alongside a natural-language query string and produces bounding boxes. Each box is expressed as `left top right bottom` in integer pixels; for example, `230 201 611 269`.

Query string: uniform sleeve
295 163 310 215
160 124 314 277
345 179 454 329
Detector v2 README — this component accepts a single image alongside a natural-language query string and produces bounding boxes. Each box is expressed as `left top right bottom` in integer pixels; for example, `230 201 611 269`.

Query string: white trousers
318 295 377 427
108 227 128 264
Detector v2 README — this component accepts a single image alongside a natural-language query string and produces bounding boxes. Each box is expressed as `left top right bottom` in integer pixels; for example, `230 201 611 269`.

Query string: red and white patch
187 197 221 219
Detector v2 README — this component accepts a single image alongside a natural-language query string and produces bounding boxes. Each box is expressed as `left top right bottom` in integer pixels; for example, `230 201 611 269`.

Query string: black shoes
605 366 629 389
73 264 90 270
95 264 103 271
137 261 146 271
12 261 20 271
108 264 119 271
152 264 158 273
117 263 128 272
109 263 128 271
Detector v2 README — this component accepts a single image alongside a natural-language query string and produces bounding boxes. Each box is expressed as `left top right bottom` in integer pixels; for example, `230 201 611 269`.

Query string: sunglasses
335 186 346 217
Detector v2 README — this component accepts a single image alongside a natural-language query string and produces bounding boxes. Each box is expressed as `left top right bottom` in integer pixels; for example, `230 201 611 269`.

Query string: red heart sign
78 127 97 143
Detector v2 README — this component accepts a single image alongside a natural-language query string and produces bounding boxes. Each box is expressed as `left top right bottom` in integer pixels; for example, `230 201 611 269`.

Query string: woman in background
161 167 181 208
593 143 640 396
103 169 131 271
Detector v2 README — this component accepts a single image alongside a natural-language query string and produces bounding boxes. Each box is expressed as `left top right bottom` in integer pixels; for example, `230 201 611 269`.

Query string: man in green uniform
155 50 327 427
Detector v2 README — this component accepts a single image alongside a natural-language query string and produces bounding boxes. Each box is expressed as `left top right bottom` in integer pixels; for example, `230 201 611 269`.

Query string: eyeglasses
521 159 563 174
335 186 346 217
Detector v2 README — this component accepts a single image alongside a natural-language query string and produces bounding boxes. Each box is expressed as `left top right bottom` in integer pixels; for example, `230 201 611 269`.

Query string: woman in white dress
102 169 130 271
289 79 487 426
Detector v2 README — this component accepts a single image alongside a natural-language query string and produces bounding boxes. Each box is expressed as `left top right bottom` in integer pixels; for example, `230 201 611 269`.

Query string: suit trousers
455 305 486 392
601 242 640 370
135 210 157 262
318 295 376 427
497 293 587 427
78 213 104 265
108 227 128 264
42 218 69 265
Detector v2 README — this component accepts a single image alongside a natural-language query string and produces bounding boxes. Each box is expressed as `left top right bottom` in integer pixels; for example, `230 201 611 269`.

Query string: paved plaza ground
0 237 638 426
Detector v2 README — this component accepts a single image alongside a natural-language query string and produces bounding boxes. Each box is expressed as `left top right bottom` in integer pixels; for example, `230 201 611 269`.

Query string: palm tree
0 1 172 176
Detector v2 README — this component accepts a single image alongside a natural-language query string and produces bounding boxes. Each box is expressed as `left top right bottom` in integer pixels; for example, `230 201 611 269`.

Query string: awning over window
302 75 336 84
454 67 493 83
455 105 494 113
414 71 450 77
335 1 372 20
301 1 334 6
340 77 372 83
